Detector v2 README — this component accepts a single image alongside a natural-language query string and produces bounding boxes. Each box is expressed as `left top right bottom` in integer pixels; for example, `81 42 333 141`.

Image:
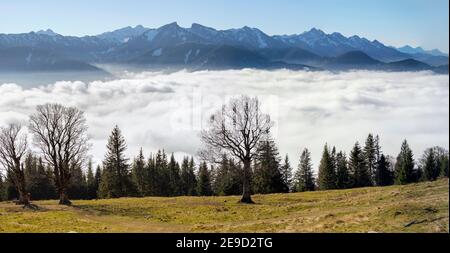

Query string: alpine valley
0 22 448 74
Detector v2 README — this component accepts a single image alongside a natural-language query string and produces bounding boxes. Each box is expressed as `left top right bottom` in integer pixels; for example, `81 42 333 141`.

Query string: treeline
1 129 448 202
308 134 449 192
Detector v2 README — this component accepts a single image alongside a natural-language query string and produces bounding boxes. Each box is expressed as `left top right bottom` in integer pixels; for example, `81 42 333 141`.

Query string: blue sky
0 0 448 52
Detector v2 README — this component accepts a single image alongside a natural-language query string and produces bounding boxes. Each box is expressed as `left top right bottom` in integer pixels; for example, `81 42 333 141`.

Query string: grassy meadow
0 179 448 233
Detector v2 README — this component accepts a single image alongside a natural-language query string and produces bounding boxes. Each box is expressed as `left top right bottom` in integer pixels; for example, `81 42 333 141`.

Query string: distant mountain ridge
396 45 448 57
0 22 448 73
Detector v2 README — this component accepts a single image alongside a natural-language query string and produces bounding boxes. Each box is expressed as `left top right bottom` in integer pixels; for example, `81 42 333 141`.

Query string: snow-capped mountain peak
97 25 149 43
189 23 219 40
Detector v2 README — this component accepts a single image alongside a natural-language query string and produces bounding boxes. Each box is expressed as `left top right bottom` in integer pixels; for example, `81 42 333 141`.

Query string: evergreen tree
374 135 382 162
180 157 197 196
98 167 114 199
432 147 448 179
363 134 376 185
99 125 134 198
197 162 213 196
330 146 337 176
335 151 351 189
441 153 449 178
94 165 102 199
167 153 181 196
395 140 415 185
24 153 56 201
0 175 6 201
375 154 393 186
155 150 170 196
280 155 293 192
31 157 56 200
86 159 97 199
5 171 18 200
67 164 87 200
131 148 147 196
212 154 228 195
227 159 244 195
145 154 158 196
349 142 371 187
420 147 449 181
294 148 315 192
253 138 286 194
318 144 336 190
212 155 242 196
420 148 437 181
24 153 36 195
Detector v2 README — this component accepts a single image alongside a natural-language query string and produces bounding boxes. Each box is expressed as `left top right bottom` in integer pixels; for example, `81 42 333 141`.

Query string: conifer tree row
1 118 448 202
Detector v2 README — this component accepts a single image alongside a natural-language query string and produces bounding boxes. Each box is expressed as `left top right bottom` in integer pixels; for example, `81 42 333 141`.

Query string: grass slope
0 179 448 233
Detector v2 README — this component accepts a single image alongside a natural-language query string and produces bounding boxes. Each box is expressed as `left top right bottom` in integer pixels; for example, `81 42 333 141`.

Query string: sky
0 0 448 52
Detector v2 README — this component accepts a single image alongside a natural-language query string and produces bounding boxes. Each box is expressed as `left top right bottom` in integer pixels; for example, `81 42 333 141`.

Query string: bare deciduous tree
29 104 90 205
0 124 30 206
200 96 273 203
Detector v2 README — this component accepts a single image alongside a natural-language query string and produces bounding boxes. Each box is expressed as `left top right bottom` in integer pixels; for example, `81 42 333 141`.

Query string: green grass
0 179 448 233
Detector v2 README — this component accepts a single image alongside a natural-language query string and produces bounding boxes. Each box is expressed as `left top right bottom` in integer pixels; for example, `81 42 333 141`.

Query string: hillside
0 179 448 233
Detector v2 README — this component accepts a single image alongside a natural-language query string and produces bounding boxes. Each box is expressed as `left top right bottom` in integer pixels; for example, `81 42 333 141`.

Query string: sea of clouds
0 69 448 170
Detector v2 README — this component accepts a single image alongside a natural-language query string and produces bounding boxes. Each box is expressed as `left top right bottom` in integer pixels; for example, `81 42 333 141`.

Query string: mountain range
0 22 448 73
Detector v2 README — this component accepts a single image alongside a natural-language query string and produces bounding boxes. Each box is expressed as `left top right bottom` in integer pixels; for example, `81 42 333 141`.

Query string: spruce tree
168 153 181 196
363 134 376 185
213 155 242 196
67 164 87 200
23 153 36 199
280 155 293 192
433 147 448 178
24 153 36 196
420 147 448 181
155 150 170 196
318 144 336 190
374 135 382 162
253 138 285 194
0 175 6 201
197 162 213 196
188 157 198 195
86 159 97 199
146 154 157 196
420 148 437 181
395 140 415 185
375 154 393 186
180 157 197 196
335 151 351 189
5 171 18 200
227 159 243 195
99 125 133 198
36 157 56 200
132 148 147 196
441 153 449 178
212 154 229 195
349 142 371 187
98 167 115 199
330 146 337 176
294 148 315 192
94 165 102 199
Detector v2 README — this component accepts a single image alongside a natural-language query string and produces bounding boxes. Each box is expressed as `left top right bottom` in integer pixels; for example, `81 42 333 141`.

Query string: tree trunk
17 187 30 206
240 159 254 204
59 189 72 205
15 171 30 206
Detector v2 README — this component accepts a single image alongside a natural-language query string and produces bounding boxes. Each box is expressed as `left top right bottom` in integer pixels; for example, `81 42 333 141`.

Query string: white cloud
0 69 448 170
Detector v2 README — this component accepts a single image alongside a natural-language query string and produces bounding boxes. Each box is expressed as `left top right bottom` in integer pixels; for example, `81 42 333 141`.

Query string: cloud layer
1 69 448 170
